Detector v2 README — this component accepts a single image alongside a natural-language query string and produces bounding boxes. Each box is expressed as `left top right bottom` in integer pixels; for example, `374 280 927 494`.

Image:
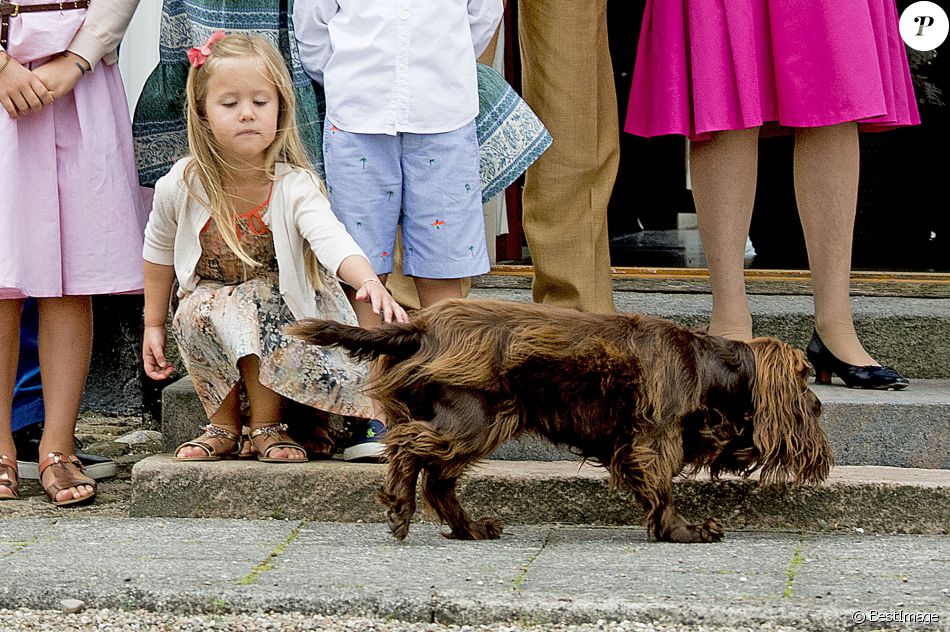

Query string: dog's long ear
747 338 833 485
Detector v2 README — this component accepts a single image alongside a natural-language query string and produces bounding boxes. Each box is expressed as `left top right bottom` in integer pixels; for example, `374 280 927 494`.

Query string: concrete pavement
1 519 947 631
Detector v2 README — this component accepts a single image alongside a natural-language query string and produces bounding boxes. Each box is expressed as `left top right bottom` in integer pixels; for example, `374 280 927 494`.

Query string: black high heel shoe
806 330 909 390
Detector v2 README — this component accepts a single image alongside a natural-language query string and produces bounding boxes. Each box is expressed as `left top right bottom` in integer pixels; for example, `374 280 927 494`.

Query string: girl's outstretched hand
143 325 175 380
355 279 410 323
0 55 54 118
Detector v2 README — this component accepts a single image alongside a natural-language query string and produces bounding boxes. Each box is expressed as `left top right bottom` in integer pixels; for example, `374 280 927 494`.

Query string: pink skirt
624 0 921 141
0 3 147 298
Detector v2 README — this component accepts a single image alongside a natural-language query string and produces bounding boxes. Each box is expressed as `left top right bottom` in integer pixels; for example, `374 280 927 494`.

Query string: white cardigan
143 159 368 320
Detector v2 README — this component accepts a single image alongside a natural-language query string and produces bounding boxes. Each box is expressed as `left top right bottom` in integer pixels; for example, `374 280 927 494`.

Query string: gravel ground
0 609 803 632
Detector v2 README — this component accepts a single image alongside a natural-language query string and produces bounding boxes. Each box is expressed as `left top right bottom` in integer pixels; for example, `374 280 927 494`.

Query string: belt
1 1 91 49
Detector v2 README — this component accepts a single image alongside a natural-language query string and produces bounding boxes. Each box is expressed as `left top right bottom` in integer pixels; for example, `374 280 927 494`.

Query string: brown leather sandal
0 455 18 500
38 452 96 507
173 424 241 461
248 423 308 463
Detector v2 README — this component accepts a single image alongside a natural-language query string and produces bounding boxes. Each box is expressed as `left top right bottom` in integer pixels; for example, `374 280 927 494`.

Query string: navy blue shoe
343 419 388 462
806 330 909 390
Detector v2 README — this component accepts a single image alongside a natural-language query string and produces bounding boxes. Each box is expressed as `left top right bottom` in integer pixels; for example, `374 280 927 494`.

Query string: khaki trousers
518 0 618 314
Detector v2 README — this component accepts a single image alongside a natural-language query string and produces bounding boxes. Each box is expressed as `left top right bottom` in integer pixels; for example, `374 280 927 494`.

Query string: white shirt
293 0 504 135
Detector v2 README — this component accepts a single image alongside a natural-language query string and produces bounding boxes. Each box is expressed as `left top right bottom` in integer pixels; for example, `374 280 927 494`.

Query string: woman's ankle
0 442 15 460
813 325 878 367
706 317 753 341
37 438 76 460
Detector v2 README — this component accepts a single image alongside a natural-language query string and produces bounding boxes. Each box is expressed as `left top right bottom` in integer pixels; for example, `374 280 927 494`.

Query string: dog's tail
285 319 423 362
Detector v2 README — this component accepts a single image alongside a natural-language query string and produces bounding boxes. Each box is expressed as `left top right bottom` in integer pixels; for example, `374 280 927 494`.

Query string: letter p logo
900 2 948 51
915 15 935 36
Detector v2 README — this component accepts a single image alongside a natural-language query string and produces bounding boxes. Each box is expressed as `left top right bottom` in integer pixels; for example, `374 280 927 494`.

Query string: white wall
118 1 162 113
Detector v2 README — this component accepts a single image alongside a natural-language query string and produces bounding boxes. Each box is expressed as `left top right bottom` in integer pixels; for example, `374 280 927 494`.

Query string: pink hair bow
187 30 228 68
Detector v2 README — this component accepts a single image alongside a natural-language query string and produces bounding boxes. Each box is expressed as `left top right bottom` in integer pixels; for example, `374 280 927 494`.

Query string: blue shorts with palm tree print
322 120 491 279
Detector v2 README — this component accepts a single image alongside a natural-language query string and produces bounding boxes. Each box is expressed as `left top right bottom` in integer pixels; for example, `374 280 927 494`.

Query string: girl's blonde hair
184 33 323 288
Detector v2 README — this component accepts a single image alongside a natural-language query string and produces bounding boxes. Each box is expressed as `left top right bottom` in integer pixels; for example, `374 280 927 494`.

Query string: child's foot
238 431 258 459
248 423 308 463
343 419 387 463
174 425 241 460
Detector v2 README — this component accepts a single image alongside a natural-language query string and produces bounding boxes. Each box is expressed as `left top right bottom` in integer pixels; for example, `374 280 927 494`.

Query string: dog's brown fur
287 299 832 543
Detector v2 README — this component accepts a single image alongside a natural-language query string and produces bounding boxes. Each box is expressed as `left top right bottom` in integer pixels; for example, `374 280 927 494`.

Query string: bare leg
690 128 760 340
794 123 877 367
239 354 304 460
345 274 389 425
0 298 25 497
412 277 463 308
36 296 95 503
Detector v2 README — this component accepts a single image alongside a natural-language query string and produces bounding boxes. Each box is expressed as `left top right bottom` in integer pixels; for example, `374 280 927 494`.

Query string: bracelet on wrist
62 52 89 76
0 53 11 75
359 277 384 289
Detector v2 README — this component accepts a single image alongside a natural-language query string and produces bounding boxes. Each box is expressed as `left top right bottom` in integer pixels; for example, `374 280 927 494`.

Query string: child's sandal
248 423 308 463
173 424 241 461
0 455 19 500
38 453 96 507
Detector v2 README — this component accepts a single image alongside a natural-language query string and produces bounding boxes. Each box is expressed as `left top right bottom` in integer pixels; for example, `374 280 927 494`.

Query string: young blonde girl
142 33 407 462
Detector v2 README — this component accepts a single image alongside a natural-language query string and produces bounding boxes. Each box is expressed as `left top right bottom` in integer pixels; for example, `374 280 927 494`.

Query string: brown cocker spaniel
288 299 832 543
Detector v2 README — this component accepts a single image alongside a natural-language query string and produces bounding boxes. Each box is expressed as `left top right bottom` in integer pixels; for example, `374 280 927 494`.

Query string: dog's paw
475 516 503 539
379 491 414 540
702 517 725 542
389 518 411 541
386 508 412 541
661 517 725 543
441 516 504 541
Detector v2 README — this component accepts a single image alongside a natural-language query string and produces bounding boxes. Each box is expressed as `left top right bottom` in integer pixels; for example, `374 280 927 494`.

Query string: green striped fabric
132 0 325 186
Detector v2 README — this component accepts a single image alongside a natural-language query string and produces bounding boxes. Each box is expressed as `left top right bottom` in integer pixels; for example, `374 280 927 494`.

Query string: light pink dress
0 2 147 298
625 0 921 140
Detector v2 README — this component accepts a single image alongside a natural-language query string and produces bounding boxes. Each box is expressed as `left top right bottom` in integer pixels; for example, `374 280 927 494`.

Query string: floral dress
171 201 373 422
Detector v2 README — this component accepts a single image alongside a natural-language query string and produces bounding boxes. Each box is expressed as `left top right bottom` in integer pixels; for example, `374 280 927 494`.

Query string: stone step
130 457 950 535
162 377 950 469
469 287 950 379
